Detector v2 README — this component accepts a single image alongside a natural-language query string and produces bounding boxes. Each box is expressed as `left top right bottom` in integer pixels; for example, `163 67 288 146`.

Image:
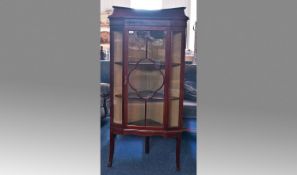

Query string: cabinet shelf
115 91 179 101
128 119 162 126
114 61 180 68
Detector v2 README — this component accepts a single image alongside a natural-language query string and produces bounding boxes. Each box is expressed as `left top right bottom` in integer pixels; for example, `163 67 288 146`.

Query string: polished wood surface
108 6 188 171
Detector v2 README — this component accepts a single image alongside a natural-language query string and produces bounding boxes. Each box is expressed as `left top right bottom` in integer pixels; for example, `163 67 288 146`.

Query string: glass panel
127 30 165 127
113 31 123 124
169 100 179 127
146 101 163 126
169 31 182 127
172 32 182 64
170 66 180 96
127 101 145 125
114 32 122 62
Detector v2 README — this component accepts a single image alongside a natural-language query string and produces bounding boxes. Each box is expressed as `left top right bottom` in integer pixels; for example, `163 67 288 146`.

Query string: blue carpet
101 118 196 175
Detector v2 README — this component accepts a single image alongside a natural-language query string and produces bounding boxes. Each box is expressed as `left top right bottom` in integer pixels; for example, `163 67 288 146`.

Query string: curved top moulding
108 6 189 20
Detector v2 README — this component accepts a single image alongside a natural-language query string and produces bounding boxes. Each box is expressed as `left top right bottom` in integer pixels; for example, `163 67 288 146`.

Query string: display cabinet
108 6 188 170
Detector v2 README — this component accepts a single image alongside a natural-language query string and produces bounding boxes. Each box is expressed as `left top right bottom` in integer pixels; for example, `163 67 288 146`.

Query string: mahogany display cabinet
108 6 189 171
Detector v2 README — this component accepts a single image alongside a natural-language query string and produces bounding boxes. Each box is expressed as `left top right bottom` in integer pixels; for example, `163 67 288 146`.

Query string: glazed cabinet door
111 30 123 125
168 31 185 128
125 30 166 128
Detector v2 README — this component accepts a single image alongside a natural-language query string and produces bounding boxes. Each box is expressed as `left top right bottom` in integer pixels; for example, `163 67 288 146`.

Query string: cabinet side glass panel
169 32 182 127
113 31 123 124
127 30 165 127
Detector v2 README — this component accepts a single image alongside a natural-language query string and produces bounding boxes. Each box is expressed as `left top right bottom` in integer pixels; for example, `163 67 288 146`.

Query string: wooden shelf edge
114 61 180 67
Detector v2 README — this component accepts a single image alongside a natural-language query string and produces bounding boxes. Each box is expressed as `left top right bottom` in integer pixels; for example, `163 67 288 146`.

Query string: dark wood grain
176 134 182 171
108 6 188 170
108 133 115 167
145 136 150 154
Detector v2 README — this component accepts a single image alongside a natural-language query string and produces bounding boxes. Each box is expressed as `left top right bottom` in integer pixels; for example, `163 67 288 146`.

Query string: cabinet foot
108 133 116 167
176 134 181 171
145 136 150 154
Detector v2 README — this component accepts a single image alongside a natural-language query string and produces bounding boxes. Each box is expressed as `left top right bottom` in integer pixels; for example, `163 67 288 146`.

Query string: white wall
101 0 196 51
101 0 130 11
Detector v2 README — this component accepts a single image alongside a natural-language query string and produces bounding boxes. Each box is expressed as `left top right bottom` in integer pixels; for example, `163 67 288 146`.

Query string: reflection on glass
113 31 123 124
169 32 182 127
127 31 165 127
128 30 165 62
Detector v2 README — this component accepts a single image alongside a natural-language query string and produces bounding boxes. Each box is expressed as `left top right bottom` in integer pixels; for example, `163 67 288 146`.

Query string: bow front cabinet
108 6 188 171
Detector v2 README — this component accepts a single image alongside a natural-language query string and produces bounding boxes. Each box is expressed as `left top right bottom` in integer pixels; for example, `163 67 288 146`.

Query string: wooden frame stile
109 28 114 128
163 29 171 130
176 29 186 171
120 26 126 131
178 30 186 130
108 28 115 168
123 28 128 130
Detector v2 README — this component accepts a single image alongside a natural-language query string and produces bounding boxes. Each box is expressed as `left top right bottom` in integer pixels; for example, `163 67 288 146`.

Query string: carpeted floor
101 118 196 175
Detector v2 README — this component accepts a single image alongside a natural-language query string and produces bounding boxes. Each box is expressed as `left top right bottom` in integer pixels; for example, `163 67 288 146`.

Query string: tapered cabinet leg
108 133 116 167
176 134 182 171
145 136 150 154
